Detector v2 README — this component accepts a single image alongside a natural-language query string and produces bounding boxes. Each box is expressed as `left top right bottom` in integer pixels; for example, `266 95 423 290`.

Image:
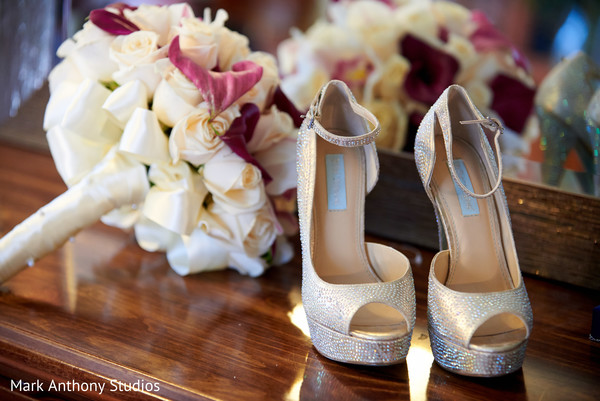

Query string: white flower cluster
43 3 298 276
278 0 536 152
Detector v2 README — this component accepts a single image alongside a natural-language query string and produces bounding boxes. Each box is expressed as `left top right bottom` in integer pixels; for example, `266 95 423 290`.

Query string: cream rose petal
44 81 80 131
124 5 172 46
60 79 120 143
48 58 84 93
135 216 177 252
254 138 297 196
47 126 113 186
109 31 160 67
169 104 239 165
166 229 232 276
155 58 203 102
228 252 268 277
214 27 250 70
209 201 280 260
113 63 162 100
236 52 279 110
102 80 148 128
247 106 295 153
153 79 197 127
119 108 170 164
202 148 266 213
176 17 218 68
143 161 207 235
366 100 408 152
64 34 118 82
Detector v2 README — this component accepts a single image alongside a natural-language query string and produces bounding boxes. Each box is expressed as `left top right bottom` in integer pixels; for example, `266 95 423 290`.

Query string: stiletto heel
414 85 533 377
297 80 415 365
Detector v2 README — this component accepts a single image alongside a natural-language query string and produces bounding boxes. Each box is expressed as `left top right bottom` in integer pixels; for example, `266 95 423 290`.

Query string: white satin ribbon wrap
103 81 148 128
0 149 149 283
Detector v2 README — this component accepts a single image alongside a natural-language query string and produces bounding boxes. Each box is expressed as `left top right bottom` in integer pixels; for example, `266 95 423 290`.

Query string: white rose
366 100 408 152
47 126 113 187
124 4 194 47
45 79 122 186
444 33 476 70
370 54 410 101
119 108 170 165
169 103 240 165
44 81 79 131
343 0 399 61
228 252 268 277
173 17 218 69
165 227 233 275
143 161 207 235
153 58 203 126
51 79 120 143
214 27 251 70
202 147 266 213
135 216 177 252
72 20 111 46
280 61 329 110
57 21 118 82
255 137 297 196
306 21 362 64
241 204 279 258
272 235 294 266
48 58 84 93
247 105 295 153
110 31 166 98
102 80 148 128
462 80 492 110
457 56 500 86
394 3 437 41
236 52 279 111
431 2 471 35
209 201 280 259
110 30 160 67
277 36 300 76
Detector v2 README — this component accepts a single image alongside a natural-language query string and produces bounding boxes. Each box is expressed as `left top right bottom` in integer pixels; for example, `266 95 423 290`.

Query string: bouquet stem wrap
0 149 149 283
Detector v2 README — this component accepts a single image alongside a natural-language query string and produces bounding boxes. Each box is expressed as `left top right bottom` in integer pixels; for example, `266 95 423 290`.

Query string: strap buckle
459 116 504 134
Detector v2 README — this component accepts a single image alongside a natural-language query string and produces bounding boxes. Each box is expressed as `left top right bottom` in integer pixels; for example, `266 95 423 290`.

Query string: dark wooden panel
366 149 600 290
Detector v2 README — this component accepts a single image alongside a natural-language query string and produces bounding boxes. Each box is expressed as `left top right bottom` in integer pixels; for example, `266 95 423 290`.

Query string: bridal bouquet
0 2 302 282
278 0 536 153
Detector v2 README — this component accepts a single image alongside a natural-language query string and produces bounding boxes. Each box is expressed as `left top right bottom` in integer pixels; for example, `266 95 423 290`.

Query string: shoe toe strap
428 254 533 347
303 244 416 335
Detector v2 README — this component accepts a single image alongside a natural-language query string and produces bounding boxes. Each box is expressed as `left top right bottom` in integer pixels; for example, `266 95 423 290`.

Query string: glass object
0 0 56 123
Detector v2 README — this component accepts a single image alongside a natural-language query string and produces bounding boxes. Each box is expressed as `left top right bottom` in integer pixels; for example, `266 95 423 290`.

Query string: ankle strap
447 116 504 199
307 89 380 148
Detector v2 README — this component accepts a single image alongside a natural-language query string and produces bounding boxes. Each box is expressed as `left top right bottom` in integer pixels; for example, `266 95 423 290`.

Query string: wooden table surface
0 141 599 400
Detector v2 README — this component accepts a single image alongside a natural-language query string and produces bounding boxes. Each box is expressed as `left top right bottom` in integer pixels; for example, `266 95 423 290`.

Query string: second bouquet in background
278 0 536 153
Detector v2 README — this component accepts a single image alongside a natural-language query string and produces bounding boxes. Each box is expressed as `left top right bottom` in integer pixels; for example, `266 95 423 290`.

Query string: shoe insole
431 133 526 349
312 133 407 339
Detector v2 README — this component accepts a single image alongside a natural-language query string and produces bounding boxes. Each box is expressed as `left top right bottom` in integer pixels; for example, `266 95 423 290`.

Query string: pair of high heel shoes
297 80 533 377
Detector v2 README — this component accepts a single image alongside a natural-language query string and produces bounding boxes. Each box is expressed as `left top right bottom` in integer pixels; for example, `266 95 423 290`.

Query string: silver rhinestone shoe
297 80 415 365
414 85 533 377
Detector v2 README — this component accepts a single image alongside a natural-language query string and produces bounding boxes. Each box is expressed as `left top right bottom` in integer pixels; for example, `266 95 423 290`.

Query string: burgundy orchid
168 36 263 118
470 11 529 71
400 34 459 105
489 74 535 133
221 104 273 184
269 86 304 128
332 57 373 92
89 8 139 36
